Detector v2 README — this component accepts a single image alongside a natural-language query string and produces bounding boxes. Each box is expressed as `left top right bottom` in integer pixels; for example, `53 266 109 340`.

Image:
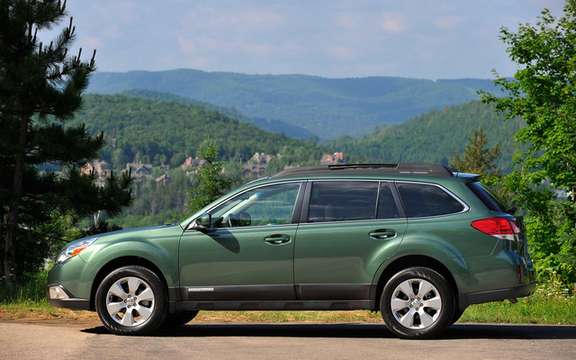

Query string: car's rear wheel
95 266 167 335
162 311 199 328
380 267 454 339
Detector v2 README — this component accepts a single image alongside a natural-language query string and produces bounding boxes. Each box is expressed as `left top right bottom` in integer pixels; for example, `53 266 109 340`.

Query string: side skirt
175 300 374 311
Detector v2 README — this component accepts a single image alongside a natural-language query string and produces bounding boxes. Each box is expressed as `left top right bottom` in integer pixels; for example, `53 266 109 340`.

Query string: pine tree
188 140 232 213
450 129 501 176
0 0 132 283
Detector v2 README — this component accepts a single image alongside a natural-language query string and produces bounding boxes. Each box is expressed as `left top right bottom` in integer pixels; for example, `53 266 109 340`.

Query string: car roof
243 164 479 187
274 163 457 179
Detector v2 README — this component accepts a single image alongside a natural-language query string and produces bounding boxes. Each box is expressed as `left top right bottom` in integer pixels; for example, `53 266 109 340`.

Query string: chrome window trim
393 180 470 219
299 178 469 225
184 180 304 231
303 179 394 225
184 177 470 229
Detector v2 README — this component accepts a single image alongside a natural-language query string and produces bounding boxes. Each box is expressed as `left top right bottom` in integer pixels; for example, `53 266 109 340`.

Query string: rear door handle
369 229 397 240
264 234 291 246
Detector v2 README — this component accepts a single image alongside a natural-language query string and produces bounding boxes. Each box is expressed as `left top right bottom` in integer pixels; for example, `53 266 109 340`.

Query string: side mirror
192 213 212 231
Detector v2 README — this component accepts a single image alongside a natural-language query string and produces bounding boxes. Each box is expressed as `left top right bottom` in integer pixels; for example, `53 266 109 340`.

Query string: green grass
2 276 575 325
2 291 575 325
461 292 576 324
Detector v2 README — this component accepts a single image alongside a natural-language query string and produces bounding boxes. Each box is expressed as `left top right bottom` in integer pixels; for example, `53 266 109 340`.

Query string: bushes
0 271 48 303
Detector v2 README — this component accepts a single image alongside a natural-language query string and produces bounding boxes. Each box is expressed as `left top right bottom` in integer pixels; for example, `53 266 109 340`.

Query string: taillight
471 217 521 241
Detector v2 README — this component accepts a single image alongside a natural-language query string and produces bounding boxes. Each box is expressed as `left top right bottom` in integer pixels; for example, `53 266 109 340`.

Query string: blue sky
49 0 564 79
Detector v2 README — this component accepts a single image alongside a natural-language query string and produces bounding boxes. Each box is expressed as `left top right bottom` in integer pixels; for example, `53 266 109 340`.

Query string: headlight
57 238 98 264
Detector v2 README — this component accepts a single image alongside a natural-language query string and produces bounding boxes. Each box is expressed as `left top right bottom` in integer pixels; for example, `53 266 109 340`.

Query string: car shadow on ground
82 323 576 340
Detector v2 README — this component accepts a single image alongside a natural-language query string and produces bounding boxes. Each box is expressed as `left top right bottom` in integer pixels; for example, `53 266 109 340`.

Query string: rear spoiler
451 171 481 182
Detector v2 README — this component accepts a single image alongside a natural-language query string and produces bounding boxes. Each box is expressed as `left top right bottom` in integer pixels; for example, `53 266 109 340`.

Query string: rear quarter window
467 182 503 212
397 183 465 217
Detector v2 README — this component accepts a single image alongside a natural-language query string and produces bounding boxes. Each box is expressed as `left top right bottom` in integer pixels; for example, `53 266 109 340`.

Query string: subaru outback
47 163 535 339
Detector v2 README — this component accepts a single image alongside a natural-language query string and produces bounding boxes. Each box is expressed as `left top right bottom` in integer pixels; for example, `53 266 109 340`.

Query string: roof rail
327 163 398 170
272 163 454 178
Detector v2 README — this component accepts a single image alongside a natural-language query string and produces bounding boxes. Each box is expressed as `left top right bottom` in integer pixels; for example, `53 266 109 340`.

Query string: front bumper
47 284 90 311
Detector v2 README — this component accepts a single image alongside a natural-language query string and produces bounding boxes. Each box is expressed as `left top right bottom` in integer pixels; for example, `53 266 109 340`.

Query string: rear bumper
47 284 91 311
460 282 536 308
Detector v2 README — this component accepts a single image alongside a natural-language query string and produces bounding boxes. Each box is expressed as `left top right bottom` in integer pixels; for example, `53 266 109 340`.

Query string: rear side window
467 182 503 212
308 181 378 222
397 183 465 217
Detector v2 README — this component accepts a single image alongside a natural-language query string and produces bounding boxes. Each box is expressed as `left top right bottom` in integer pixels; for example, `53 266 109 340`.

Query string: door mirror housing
192 213 212 231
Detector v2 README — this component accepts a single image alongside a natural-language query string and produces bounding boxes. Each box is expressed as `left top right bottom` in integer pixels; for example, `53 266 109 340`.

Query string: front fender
49 226 181 301
81 239 179 288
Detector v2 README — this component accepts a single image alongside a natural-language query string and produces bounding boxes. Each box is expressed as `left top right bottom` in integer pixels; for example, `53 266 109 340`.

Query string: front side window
308 181 379 222
211 183 301 228
397 183 465 217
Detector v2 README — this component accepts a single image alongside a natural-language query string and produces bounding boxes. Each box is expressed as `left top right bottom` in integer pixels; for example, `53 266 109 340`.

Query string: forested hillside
121 89 316 139
333 101 523 167
88 69 501 139
75 94 322 169
72 96 520 226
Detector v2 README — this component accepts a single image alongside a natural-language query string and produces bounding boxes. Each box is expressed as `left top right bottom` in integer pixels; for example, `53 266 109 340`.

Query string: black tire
380 267 455 339
450 307 466 326
95 265 168 335
162 311 199 328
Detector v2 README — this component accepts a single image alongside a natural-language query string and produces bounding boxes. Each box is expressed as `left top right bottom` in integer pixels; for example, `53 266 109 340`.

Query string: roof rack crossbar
327 163 398 170
272 163 453 178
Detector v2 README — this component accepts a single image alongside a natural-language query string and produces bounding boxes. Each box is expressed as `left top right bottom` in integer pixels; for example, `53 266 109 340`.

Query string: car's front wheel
95 265 167 335
380 267 455 339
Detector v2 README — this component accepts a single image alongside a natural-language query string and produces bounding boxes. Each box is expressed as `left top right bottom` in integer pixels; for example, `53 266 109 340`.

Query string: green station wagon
47 164 535 338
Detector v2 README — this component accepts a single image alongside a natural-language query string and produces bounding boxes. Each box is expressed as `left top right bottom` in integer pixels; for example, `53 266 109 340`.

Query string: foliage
0 0 132 281
88 69 503 139
188 141 233 213
450 129 501 177
74 94 323 169
122 89 317 140
333 101 522 167
482 1 576 284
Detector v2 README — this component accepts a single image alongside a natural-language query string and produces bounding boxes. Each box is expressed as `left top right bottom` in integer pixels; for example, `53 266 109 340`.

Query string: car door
294 180 407 300
179 182 302 301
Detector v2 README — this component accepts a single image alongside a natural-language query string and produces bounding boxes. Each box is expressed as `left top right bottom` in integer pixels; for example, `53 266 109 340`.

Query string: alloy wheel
390 278 442 330
105 276 155 327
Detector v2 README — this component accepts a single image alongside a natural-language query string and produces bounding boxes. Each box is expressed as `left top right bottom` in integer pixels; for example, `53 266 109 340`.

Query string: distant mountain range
88 69 502 139
77 93 520 173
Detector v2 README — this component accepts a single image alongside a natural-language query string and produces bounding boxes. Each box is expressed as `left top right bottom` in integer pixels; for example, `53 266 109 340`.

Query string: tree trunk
3 116 27 285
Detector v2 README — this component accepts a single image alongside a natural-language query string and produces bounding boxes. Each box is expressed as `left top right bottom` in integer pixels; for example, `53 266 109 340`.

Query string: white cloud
334 14 358 30
432 16 464 29
381 13 406 33
328 46 357 61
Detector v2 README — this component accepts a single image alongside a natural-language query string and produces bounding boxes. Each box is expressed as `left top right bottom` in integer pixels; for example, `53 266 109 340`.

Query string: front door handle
264 234 291 246
369 229 397 240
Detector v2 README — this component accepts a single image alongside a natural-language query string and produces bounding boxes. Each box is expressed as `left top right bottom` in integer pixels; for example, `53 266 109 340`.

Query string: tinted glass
211 183 300 227
467 182 503 212
308 181 378 222
377 183 401 219
397 183 464 217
